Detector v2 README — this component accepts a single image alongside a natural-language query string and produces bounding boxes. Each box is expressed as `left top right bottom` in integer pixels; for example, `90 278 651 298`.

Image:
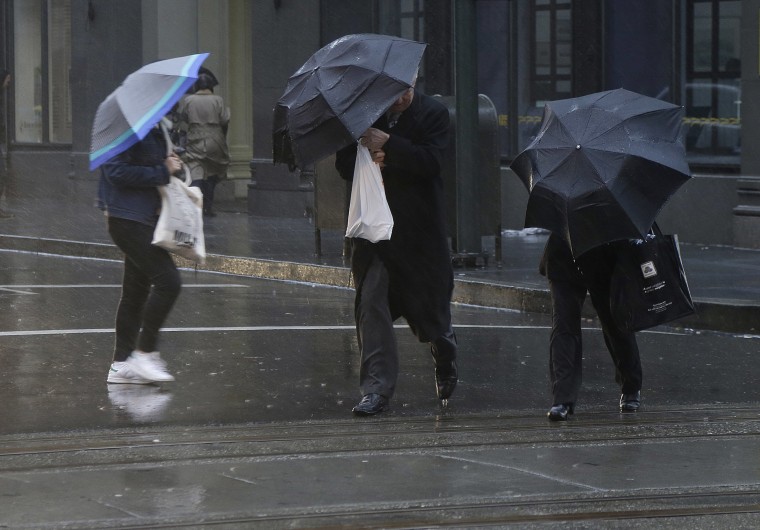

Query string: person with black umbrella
540 236 643 421
510 89 691 421
273 35 457 415
335 74 458 416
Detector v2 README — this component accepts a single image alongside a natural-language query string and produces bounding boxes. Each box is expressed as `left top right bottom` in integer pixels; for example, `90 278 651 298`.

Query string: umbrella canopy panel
90 53 208 170
273 34 426 170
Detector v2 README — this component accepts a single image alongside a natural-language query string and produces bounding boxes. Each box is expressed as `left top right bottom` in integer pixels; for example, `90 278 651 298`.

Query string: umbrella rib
287 37 417 103
291 64 411 137
286 62 408 109
326 39 416 85
618 108 682 141
582 107 680 146
275 36 424 167
126 76 191 134
326 62 411 86
92 76 194 162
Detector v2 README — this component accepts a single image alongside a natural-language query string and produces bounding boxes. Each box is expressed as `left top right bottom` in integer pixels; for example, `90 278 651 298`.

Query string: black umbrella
510 88 692 257
273 33 426 170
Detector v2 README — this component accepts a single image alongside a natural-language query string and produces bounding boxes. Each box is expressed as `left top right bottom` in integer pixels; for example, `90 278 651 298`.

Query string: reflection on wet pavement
107 385 173 422
1 250 758 435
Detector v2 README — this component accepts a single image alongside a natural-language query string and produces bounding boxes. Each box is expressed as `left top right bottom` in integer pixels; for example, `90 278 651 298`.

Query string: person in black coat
335 83 457 416
540 233 643 421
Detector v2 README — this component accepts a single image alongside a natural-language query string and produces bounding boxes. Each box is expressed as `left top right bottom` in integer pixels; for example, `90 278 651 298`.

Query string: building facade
0 0 757 248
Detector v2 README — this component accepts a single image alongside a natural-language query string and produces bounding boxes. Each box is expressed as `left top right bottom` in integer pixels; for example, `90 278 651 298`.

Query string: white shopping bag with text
152 164 206 263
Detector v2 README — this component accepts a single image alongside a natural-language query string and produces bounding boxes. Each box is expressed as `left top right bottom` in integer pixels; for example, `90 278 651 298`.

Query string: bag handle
159 118 192 186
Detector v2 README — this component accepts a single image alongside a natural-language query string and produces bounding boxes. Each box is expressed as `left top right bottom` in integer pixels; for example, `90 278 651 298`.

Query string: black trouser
548 247 642 406
354 254 456 399
192 175 220 213
108 217 182 362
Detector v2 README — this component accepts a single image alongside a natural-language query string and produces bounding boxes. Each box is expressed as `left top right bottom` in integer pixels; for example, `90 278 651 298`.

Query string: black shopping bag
610 225 696 332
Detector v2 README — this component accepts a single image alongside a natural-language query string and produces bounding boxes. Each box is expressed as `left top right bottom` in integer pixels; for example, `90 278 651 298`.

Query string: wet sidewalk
1 250 759 528
1 178 760 528
0 176 759 333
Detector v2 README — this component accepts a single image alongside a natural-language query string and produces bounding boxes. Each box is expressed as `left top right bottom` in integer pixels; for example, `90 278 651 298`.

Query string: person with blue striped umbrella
92 54 208 385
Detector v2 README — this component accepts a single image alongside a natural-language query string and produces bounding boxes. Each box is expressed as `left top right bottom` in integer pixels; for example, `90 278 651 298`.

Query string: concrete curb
1 234 757 335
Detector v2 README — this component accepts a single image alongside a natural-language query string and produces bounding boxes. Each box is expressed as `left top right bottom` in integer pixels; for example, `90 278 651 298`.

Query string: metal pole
452 0 480 253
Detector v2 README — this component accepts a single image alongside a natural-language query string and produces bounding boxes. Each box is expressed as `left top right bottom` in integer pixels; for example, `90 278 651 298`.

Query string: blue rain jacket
97 127 171 226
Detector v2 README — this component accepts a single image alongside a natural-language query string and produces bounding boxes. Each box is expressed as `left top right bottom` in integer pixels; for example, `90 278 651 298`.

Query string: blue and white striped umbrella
89 53 209 170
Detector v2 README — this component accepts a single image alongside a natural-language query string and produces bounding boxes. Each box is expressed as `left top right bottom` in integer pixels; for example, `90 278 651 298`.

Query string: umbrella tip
576 144 581 150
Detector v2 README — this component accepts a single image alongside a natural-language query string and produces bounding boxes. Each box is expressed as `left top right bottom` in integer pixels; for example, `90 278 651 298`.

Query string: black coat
539 233 585 283
539 233 626 287
336 91 453 342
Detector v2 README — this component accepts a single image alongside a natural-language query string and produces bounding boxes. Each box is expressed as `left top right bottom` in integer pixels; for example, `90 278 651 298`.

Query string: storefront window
11 0 71 144
685 0 741 166
13 0 42 143
532 1 571 105
476 0 510 157
692 2 712 73
510 0 572 153
377 0 425 91
49 0 72 143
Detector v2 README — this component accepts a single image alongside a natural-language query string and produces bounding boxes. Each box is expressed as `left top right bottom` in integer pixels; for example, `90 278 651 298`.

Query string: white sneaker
107 361 153 384
124 351 175 382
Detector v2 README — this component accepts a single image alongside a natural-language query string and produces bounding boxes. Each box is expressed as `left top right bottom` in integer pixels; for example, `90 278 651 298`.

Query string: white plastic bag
345 144 394 242
152 164 206 263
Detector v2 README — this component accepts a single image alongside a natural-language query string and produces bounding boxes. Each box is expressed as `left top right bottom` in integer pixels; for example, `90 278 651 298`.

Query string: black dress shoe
435 359 458 400
352 393 388 416
620 390 641 412
547 403 574 421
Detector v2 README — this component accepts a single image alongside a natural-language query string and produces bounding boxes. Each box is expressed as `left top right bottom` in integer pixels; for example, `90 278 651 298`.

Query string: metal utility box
434 94 501 264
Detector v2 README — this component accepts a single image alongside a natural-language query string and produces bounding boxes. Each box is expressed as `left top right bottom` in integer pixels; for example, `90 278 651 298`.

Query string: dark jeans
108 217 182 362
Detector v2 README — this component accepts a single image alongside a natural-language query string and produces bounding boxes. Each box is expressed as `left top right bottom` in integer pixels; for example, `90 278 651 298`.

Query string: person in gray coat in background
176 73 230 217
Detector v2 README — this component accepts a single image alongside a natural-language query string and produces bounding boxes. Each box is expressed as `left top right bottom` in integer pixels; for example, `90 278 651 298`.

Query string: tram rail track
16 487 760 529
1 406 759 473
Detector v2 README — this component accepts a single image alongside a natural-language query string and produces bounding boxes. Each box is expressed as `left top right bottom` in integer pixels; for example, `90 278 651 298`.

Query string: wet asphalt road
2 250 760 528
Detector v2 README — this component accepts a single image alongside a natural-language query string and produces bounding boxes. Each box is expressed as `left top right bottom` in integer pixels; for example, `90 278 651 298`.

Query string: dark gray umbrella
273 33 425 170
510 88 692 257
